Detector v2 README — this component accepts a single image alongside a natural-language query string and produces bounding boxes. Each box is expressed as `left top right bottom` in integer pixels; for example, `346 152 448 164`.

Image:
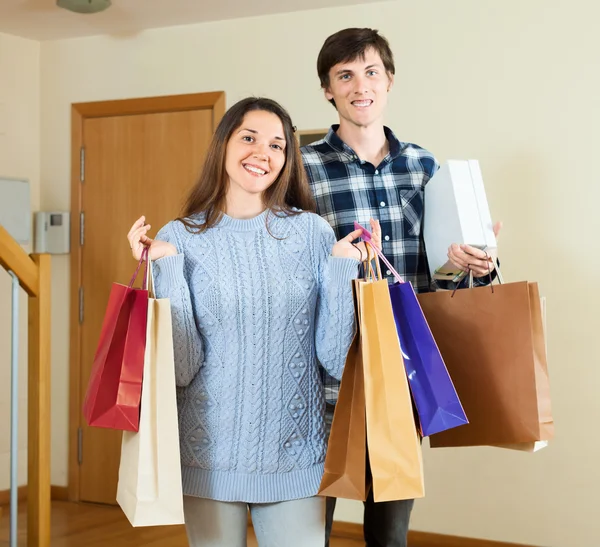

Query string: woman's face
225 110 287 201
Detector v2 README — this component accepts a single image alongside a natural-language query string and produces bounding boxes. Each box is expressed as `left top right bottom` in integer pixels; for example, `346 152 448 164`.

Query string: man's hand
447 221 502 278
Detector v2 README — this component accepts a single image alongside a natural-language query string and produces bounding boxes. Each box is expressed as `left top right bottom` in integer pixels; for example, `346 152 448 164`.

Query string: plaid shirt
301 125 439 405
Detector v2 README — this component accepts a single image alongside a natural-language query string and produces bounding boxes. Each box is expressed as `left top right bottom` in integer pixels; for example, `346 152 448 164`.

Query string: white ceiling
0 0 385 41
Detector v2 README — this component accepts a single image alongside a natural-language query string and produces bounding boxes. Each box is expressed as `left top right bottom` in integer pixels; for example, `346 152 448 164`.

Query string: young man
301 28 500 547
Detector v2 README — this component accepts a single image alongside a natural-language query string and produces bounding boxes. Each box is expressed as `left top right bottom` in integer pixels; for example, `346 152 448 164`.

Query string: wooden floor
0 501 363 546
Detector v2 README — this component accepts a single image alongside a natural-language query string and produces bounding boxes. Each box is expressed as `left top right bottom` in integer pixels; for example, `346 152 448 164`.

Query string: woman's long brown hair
177 97 316 232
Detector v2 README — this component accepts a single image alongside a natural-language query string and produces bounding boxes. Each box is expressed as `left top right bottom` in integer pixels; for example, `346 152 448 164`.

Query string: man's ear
324 86 334 102
387 74 394 92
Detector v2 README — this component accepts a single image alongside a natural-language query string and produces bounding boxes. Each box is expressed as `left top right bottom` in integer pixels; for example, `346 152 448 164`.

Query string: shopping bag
491 293 552 452
389 281 468 436
82 248 150 431
117 258 184 526
355 221 467 437
318 281 369 501
418 278 554 447
423 160 497 281
359 248 425 502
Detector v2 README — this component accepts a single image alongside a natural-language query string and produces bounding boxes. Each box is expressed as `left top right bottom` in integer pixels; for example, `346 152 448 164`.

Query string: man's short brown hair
317 28 395 90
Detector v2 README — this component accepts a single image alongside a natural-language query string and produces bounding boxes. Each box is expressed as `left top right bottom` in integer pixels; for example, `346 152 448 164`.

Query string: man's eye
368 70 377 76
340 74 351 80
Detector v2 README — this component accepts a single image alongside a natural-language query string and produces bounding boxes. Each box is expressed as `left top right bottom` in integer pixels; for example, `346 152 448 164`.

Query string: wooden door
70 93 224 504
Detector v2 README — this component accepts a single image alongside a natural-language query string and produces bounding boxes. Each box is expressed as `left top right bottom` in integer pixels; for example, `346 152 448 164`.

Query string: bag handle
354 221 405 284
362 242 378 281
450 258 504 297
145 247 156 298
128 246 150 289
354 221 505 291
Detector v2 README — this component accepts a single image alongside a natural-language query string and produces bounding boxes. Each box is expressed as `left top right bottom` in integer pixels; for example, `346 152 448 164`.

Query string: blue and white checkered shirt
301 125 439 405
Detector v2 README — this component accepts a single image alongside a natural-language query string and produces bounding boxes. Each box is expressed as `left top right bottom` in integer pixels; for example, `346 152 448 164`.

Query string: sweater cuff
328 256 360 282
154 253 186 287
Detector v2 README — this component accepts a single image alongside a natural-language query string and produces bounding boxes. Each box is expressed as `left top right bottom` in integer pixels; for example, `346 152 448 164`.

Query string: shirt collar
323 124 405 162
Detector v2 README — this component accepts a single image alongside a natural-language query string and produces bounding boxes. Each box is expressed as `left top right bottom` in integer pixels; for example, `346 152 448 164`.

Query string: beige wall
0 32 40 488
35 1 599 545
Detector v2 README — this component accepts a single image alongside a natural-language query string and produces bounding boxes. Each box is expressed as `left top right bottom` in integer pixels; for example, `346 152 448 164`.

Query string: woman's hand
127 216 177 261
332 218 381 260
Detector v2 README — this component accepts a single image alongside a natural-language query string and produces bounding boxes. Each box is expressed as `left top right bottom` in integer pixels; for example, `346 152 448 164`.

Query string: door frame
68 91 226 501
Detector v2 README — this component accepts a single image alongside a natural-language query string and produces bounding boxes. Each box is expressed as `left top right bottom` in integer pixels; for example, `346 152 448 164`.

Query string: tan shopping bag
360 274 425 501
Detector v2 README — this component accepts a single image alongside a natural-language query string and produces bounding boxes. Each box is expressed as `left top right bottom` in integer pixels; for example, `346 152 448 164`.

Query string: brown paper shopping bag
318 280 368 500
492 288 552 452
116 260 184 526
359 271 425 502
418 281 554 448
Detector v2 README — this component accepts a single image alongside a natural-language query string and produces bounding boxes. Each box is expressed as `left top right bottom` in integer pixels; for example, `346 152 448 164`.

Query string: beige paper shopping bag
116 278 184 526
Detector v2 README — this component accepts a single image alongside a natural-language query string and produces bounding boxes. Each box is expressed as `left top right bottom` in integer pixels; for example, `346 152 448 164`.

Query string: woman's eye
271 144 283 151
242 135 254 142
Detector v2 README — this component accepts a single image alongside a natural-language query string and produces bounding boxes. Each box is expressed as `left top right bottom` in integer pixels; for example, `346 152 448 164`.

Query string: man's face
325 48 393 129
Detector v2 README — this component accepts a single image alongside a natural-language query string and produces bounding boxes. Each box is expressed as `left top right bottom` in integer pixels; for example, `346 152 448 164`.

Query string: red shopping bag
82 248 150 431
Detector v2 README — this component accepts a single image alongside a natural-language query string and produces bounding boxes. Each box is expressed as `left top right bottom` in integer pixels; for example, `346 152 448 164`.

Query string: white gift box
423 160 496 280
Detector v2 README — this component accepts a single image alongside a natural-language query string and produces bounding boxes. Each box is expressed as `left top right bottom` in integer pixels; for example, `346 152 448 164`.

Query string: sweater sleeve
313 217 359 380
152 221 205 387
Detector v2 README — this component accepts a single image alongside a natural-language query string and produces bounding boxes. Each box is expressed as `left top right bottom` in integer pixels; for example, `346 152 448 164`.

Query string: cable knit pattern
153 210 358 503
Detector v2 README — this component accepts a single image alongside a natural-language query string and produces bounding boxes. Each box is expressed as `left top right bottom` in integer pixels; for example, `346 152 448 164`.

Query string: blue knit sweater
153 209 358 503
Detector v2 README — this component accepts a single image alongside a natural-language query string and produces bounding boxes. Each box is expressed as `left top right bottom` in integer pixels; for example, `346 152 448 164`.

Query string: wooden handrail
0 224 39 297
0 223 51 547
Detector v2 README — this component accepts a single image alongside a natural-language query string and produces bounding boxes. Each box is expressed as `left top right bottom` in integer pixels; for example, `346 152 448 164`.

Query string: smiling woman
123 96 378 546
224 110 292 218
176 97 316 231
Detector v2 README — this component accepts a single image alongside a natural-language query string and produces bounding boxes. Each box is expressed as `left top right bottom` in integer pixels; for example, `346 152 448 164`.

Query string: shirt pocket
399 188 424 237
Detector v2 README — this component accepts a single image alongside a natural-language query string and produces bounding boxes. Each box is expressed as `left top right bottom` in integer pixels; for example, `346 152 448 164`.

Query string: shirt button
380 201 386 207
374 169 379 175
386 270 392 275
384 235 390 241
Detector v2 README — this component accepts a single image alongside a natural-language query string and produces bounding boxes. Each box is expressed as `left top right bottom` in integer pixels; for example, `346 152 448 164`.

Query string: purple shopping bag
388 281 468 436
355 222 468 437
